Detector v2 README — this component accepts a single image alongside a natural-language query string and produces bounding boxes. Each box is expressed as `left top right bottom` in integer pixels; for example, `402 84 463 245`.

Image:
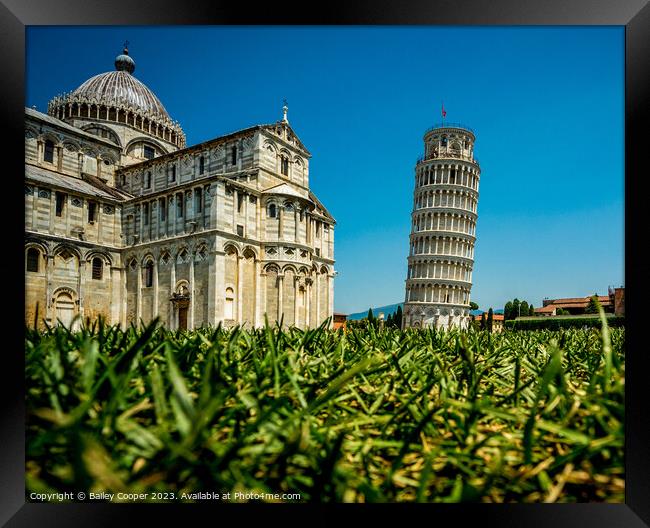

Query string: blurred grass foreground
25 313 624 503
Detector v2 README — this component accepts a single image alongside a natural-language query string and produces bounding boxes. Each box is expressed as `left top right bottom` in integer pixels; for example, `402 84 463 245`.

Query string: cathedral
25 46 336 330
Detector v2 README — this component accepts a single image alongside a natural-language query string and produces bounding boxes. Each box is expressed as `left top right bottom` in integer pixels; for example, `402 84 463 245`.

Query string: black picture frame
3 1 648 525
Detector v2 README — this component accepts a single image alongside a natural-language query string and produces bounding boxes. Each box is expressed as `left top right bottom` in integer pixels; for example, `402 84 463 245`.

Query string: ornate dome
72 70 170 121
71 47 169 121
47 46 185 148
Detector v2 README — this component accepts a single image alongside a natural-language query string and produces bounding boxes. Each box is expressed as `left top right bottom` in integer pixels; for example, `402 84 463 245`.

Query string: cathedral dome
47 45 185 148
72 70 170 121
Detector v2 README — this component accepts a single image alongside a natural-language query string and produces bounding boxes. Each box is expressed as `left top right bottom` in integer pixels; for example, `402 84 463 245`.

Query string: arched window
144 261 154 287
281 156 289 176
26 248 40 272
441 136 448 147
199 155 205 175
44 140 55 163
268 203 276 218
92 257 103 280
224 287 234 319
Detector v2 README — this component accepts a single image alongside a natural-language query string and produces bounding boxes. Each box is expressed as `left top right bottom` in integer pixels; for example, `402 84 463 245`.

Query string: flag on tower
442 102 447 119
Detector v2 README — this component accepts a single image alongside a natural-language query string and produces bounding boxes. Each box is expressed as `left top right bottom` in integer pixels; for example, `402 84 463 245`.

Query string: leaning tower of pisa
403 123 480 330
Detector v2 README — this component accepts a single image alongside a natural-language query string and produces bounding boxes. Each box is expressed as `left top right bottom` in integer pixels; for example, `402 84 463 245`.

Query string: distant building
492 313 504 332
534 287 624 316
333 313 347 330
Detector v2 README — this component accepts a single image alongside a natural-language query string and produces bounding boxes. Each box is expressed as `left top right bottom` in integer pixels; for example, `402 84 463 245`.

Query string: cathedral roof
25 164 131 202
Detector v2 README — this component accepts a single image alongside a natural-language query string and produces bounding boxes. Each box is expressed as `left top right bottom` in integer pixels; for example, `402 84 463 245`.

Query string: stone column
45 255 54 324
110 266 121 325
138 203 144 242
153 260 159 319
208 251 217 326
260 269 267 327
120 263 127 328
293 276 299 327
305 279 311 328
254 258 262 327
189 255 195 329
169 261 176 329
232 189 238 234
136 262 142 325
167 193 178 236
237 255 244 324
214 249 226 324
244 192 249 236
294 208 298 242
315 272 321 326
277 273 284 325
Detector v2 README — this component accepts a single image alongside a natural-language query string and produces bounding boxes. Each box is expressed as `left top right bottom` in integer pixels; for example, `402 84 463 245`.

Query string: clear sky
26 26 624 314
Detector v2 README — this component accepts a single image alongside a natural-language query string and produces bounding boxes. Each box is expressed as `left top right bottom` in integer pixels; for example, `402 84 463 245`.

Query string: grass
25 313 624 503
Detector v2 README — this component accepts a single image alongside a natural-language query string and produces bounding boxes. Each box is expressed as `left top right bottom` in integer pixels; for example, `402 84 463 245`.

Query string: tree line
503 299 535 320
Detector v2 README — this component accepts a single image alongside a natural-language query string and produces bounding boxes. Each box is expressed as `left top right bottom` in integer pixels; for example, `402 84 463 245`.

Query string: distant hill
346 304 503 320
347 303 403 320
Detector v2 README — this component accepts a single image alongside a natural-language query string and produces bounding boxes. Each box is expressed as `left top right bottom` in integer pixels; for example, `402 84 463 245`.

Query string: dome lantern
114 41 135 74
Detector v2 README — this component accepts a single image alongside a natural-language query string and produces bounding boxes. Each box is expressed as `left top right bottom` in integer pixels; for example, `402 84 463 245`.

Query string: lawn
25 313 624 503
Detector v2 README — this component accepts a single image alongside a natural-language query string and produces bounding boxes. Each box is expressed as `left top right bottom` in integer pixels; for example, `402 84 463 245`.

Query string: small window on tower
231 146 237 165
170 165 176 182
199 156 205 175
237 224 244 237
143 203 149 225
281 157 289 176
145 171 152 189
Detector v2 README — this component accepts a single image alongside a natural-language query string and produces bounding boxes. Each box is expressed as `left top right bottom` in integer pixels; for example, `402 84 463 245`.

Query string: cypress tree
504 301 513 321
487 308 494 333
395 305 403 329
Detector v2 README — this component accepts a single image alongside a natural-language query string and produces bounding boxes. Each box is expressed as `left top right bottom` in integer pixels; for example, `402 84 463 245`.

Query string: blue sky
26 26 624 314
